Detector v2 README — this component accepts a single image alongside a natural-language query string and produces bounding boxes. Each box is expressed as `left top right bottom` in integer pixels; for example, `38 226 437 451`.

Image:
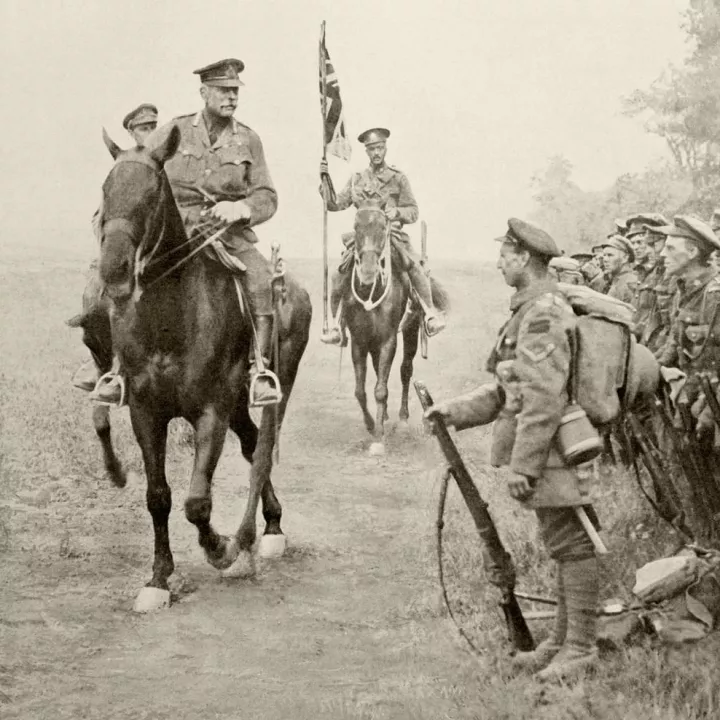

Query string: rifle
624 412 693 541
414 380 534 652
654 391 716 537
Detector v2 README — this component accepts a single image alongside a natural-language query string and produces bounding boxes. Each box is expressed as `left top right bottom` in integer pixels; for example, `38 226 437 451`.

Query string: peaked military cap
654 215 720 254
193 58 245 87
570 252 594 264
550 256 581 271
602 234 635 263
358 128 390 145
122 103 158 130
591 243 605 252
625 212 668 238
496 218 561 258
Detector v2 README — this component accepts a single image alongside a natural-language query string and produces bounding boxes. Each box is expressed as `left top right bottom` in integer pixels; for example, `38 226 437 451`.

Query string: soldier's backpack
557 283 660 427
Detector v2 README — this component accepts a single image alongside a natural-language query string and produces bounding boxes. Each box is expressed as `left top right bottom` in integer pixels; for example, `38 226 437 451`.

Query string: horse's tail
430 275 450 313
66 313 85 328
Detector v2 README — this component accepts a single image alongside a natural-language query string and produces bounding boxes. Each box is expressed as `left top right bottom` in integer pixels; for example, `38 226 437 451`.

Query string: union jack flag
319 23 351 162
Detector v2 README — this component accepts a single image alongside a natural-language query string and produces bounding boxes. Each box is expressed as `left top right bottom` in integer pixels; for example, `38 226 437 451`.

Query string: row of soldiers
549 212 720 378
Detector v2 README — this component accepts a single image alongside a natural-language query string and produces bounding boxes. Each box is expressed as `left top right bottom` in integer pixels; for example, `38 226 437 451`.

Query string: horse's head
353 204 389 286
98 125 180 301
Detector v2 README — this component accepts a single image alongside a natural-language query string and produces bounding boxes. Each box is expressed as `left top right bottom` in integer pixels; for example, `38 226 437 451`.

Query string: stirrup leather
249 368 283 408
89 372 127 407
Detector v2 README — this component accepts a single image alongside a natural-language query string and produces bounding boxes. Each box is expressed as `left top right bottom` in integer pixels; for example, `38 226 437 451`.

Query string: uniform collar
677 265 716 292
509 277 558 312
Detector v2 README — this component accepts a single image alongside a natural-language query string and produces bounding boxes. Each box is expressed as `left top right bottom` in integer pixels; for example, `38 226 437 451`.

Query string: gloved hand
508 472 535 502
210 200 251 224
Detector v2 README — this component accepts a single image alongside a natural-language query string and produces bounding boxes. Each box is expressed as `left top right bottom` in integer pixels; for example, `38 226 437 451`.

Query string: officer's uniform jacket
145 112 277 248
441 279 593 508
606 266 638 306
657 267 720 394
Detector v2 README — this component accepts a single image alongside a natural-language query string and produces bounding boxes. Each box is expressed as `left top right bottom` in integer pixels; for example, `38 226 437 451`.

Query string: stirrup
320 327 347 347
423 312 446 338
249 369 283 408
89 372 127 407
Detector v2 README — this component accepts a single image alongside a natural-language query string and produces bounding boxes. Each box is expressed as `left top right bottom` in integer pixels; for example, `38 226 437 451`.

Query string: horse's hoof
221 549 256 579
369 442 385 456
133 586 170 613
206 536 240 571
258 533 287 559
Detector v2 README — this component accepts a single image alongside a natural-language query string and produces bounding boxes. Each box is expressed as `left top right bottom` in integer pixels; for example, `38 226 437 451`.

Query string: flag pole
319 20 330 335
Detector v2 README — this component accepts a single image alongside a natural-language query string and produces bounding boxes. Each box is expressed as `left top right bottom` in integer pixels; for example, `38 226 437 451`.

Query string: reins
350 220 393 311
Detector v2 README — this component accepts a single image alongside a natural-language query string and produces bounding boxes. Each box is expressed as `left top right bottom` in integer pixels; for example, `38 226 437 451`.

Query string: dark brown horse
344 206 449 454
81 126 311 611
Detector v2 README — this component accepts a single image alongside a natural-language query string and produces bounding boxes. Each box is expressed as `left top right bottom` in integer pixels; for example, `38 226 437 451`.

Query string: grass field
1 248 719 719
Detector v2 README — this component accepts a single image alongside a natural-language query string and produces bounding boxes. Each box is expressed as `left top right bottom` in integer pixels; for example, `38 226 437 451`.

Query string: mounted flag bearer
88 58 282 407
319 128 447 346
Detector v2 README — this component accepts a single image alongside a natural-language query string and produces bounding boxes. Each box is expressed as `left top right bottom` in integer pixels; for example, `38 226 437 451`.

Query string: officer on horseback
85 59 281 407
319 127 446 346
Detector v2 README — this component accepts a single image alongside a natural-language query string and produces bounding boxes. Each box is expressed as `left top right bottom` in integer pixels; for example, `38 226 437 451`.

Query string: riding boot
407 264 446 337
512 562 567 673
249 314 282 406
536 557 599 682
321 270 350 347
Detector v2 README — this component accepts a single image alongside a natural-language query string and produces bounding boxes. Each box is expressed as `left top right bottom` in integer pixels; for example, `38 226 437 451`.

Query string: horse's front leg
128 401 172 612
184 406 239 571
352 341 375 434
93 404 126 488
223 404 282 577
370 336 398 455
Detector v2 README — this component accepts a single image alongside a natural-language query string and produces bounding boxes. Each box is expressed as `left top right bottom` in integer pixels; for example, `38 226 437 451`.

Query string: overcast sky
0 0 690 261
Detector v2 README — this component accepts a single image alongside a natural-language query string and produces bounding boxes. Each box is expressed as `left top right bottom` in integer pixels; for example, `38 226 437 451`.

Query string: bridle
351 211 394 311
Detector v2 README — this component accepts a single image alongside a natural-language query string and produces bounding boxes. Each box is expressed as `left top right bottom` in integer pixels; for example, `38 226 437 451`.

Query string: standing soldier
89 59 282 406
624 214 670 352
656 216 720 412
426 218 601 680
571 252 603 290
71 103 160 395
601 235 637 305
626 213 667 285
319 128 445 346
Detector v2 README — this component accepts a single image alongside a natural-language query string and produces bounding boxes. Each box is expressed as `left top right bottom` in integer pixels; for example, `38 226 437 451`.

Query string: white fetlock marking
133 586 170 613
221 550 256 579
369 442 385 456
258 534 287 559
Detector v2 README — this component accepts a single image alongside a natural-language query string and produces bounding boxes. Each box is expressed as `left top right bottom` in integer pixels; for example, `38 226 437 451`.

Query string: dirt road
1 257 505 720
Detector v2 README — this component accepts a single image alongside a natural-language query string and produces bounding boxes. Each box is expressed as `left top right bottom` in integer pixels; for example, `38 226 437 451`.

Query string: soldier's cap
495 218 561 258
550 256 581 271
122 103 158 130
710 208 720 232
613 218 628 235
601 234 635 263
193 58 245 87
570 252 594 264
625 212 669 238
653 215 720 254
358 128 390 145
591 243 605 252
